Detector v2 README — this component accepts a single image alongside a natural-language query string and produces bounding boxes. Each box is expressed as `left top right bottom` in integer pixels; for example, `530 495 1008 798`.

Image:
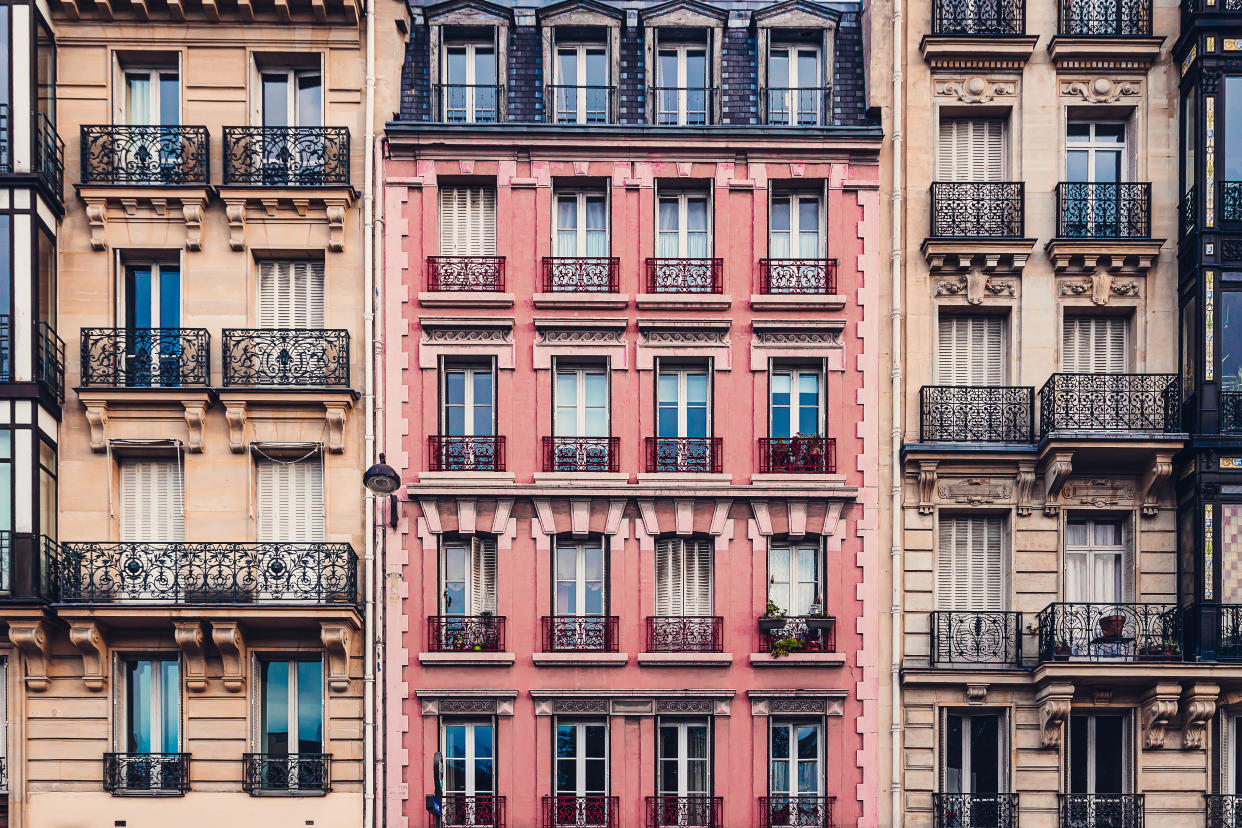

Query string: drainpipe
888 0 905 820
362 0 377 825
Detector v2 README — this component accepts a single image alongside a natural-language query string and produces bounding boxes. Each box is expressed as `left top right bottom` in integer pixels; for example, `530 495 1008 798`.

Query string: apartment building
378 1 883 825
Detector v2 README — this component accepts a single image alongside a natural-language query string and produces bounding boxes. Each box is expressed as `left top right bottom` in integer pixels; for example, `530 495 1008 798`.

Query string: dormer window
552 43 610 124
640 3 726 126
766 43 824 126
442 39 499 123
654 38 710 125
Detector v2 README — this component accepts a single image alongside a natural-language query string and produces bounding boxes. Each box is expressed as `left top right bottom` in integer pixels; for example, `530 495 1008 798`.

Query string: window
1068 714 1130 794
440 187 497 256
1065 518 1132 604
1184 88 1197 197
258 659 324 790
443 42 498 123
656 45 709 125
770 366 822 438
122 260 182 386
120 459 185 543
936 516 1005 611
555 192 609 257
36 224 55 326
657 366 710 439
769 194 823 258
123 67 179 126
769 721 822 797
655 538 712 616
444 721 495 804
767 542 823 616
1227 77 1242 183
555 721 609 800
255 457 325 543
1066 122 1125 184
255 62 323 183
443 363 495 437
767 45 821 126
1061 316 1128 373
0 431 10 540
261 67 322 128
1221 714 1242 795
657 192 711 258
121 658 182 790
555 539 606 616
553 45 609 124
942 712 1004 794
937 119 1005 181
1219 289 1242 396
657 720 711 798
257 260 325 329
38 439 56 543
442 536 497 615
937 315 1006 385
555 365 608 437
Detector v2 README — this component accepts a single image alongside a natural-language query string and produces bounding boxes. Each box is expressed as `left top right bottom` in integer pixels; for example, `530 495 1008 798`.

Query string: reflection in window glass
1224 291 1242 393
1228 78 1242 180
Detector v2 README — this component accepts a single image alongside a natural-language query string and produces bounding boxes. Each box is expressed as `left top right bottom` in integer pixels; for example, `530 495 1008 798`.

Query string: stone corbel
84 400 109 452
1043 451 1075 515
68 621 109 691
320 622 352 692
326 200 347 252
210 621 246 692
1016 461 1037 516
1181 683 1220 749
1139 451 1175 518
182 199 205 251
324 401 350 453
85 198 108 251
224 401 246 453
918 461 938 515
182 400 206 453
173 621 209 692
225 200 247 252
966 684 988 703
1037 682 1075 749
1140 683 1182 749
10 619 53 691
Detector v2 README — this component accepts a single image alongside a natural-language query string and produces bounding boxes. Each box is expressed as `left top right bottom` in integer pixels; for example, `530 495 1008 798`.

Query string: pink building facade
380 3 882 826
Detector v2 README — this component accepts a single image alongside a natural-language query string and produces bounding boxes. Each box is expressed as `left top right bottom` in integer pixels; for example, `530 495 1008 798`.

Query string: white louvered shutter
938 119 1006 181
936 517 1004 611
258 260 326 329
685 539 713 616
1123 514 1136 601
256 458 325 543
439 187 497 255
120 459 185 542
937 315 1006 385
655 538 679 616
1062 316 1128 373
470 535 498 614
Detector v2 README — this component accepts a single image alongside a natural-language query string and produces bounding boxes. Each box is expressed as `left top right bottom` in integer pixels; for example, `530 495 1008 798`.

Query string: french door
123 658 182 790
657 194 711 258
656 45 708 125
444 44 498 123
121 68 181 182
260 659 324 790
260 68 322 183
554 721 611 827
554 46 608 124
767 47 821 125
443 721 496 826
123 262 181 386
553 540 607 648
769 194 823 259
767 542 823 616
770 367 822 439
555 193 609 256
1068 714 1130 795
768 722 824 827
656 721 712 827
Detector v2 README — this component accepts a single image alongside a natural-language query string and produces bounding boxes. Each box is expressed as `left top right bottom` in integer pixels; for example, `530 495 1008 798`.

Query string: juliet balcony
542 437 620 473
1207 795 1242 828
645 437 722 473
543 796 620 828
542 257 619 293
759 796 836 828
1038 374 1180 436
241 753 332 795
1036 602 1181 663
221 329 350 387
931 610 1024 667
760 87 832 127
919 386 1035 443
1055 182 1151 239
758 258 838 295
933 793 1019 828
758 437 837 474
645 258 723 293
651 87 719 125
546 85 616 124
1058 794 1143 828
433 84 504 124
428 256 506 292
930 0 1025 33
443 795 506 828
222 126 350 187
80 328 211 388
80 125 210 186
645 616 724 653
757 615 836 653
428 435 506 472
646 796 723 828
541 616 620 653
103 752 190 796
1058 0 1152 34
929 182 1025 238
427 615 506 652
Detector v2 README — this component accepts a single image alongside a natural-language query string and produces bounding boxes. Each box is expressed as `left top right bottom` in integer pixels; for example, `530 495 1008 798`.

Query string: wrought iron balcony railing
758 437 837 474
919 386 1035 443
0 314 10 381
433 84 504 124
428 256 506 292
444 795 507 828
645 616 724 652
1059 793 1143 828
1059 0 1151 33
651 87 718 125
1207 794 1242 828
645 258 723 293
222 126 349 186
242 753 331 794
36 320 65 403
1056 182 1151 238
543 796 620 828
1181 603 1242 661
80 328 210 388
930 182 1025 237
931 611 1023 667
933 793 1019 828
932 0 1025 32
59 542 358 605
541 615 620 652
646 796 723 828
35 113 64 203
1181 186 1197 237
1221 393 1242 433
427 615 505 652
645 437 722 473
760 796 836 828
80 125 210 186
757 615 836 653
103 753 190 795
428 435 506 472
542 257 619 292
759 259 838 294
546 85 616 124
221 328 350 387
0 531 60 603
542 436 621 473
1036 602 1181 663
761 87 832 126
1225 182 1242 224
0 104 9 172
1038 373 1180 435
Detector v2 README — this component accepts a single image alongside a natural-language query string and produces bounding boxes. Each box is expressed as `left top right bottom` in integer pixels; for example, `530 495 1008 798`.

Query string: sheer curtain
687 198 709 257
585 196 607 256
658 198 680 257
556 197 577 255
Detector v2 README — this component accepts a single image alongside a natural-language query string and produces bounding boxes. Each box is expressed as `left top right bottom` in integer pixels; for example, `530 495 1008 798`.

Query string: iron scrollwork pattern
930 182 1025 238
222 126 349 186
1215 604 1242 660
442 795 507 828
0 105 9 172
1207 794 1242 828
1222 393 1242 432
1059 0 1151 33
35 321 65 403
931 0 1024 33
34 113 64 204
541 616 620 652
428 256 507 291
758 437 837 474
80 328 210 387
542 437 621 473
427 615 506 652
1038 373 1180 435
0 314 11 381
931 611 1023 666
757 616 837 653
645 258 724 293
80 125 209 185
542 796 620 828
645 616 724 652
920 386 1034 443
933 793 1019 828
645 796 723 828
542 257 620 292
1056 182 1151 238
1224 182 1242 223
759 259 838 294
221 328 350 387
103 753 191 795
759 796 836 828
645 437 723 473
241 754 332 794
1059 794 1144 828
1181 186 1197 237
428 436 506 472
1036 602 1182 663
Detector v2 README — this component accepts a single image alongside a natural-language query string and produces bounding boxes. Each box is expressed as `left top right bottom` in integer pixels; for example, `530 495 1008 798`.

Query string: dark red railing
645 616 724 652
542 436 621 473
427 256 506 291
758 437 837 474
646 796 723 828
644 437 722 473
542 795 620 828
757 616 837 653
759 258 838 294
540 616 620 652
542 257 620 292
427 435 506 472
427 615 506 652
442 795 507 828
759 796 836 828
645 258 723 293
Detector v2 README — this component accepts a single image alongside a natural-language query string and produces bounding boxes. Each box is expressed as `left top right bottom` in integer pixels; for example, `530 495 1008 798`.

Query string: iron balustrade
0 104 8 172
443 795 507 828
1222 393 1242 432
1207 794 1242 828
222 126 350 186
1056 182 1151 238
80 328 210 388
221 328 350 387
80 125 210 185
645 437 723 473
919 386 1035 443
433 85 504 123
931 182 1025 237
542 257 619 292
0 531 60 602
35 321 65 403
650 87 718 125
1038 373 1180 435
540 615 620 652
1215 604 1242 661
1036 602 1182 663
645 258 724 293
103 753 191 795
1059 794 1143 828
645 616 724 652
757 615 836 653
428 435 506 472
761 87 832 126
758 437 837 474
58 542 358 605
427 615 506 651
759 796 837 828
0 756 7 792
542 796 620 828
542 437 621 473
546 85 616 124
931 611 1023 667
241 753 331 794
933 793 1019 828
1059 0 1151 33
759 259 838 294
1181 186 1197 237
34 113 64 203
646 796 723 828
428 256 506 292
932 0 1025 32
0 314 10 381
1225 182 1242 223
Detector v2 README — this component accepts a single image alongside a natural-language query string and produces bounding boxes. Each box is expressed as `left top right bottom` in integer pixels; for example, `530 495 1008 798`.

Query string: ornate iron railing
1036 602 1181 663
933 793 1019 828
759 259 838 294
0 314 10 381
34 113 64 203
757 616 836 653
646 796 723 828
0 530 60 601
0 755 7 792
0 104 9 172
919 386 1035 443
930 182 1025 237
427 615 505 652
1224 182 1242 223
428 256 506 292
761 87 832 126
35 321 65 402
645 437 722 473
1221 393 1242 432
758 438 837 474
541 615 620 652
1059 794 1143 828
645 616 724 652
80 328 210 387
645 258 723 293
1059 0 1151 33
1212 605 1242 661
241 753 331 794
543 796 620 828
1038 373 1180 435
103 753 191 795
931 611 1023 666
1181 186 1197 237
433 85 504 123
1056 182 1151 238
222 126 349 186
443 795 507 828
221 329 350 387
759 796 836 828
546 85 616 124
1206 794 1242 827
80 125 210 185
542 257 619 292
932 0 1025 32
542 437 621 473
59 542 358 605
650 87 718 125
428 435 506 472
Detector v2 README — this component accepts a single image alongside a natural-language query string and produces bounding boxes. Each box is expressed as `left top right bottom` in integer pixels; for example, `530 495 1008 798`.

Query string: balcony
933 793 1019 828
428 435 506 472
930 183 1025 238
241 753 331 795
1055 183 1151 238
651 87 718 125
758 437 836 474
760 87 832 127
541 616 620 652
931 0 1024 32
35 113 64 204
546 85 616 124
1207 795 1241 828
759 259 838 295
80 125 210 186
222 126 350 186
1036 602 1181 663
433 85 504 124
36 321 65 403
646 796 723 828
931 611 1023 667
645 616 724 652
221 329 350 387
103 753 190 795
1058 0 1151 33
0 104 8 171
1059 794 1143 828
919 386 1035 443
543 796 620 828
58 542 359 606
542 257 619 293
443 795 507 828
80 328 210 388
1181 186 1197 237
427 615 505 652
0 532 60 603
1181 604 1242 661
428 256 506 292
759 796 836 828
1038 374 1180 436
757 615 836 654
645 437 722 473
542 437 620 473
645 258 723 293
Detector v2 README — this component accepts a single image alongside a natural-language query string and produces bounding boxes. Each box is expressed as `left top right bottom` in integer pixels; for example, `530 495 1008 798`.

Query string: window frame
440 360 497 438
1064 517 1131 603
442 41 499 123
553 537 609 617
553 43 609 124
441 719 497 797
656 718 712 798
1067 712 1133 794
120 66 180 127
768 362 825 439
256 656 325 756
940 709 1008 795
768 719 824 797
655 43 710 125
553 190 610 257
656 190 713 258
120 655 182 754
766 539 825 617
439 535 498 616
554 719 610 797
553 360 609 438
1065 120 1128 184
256 65 323 128
768 190 825 259
655 361 712 439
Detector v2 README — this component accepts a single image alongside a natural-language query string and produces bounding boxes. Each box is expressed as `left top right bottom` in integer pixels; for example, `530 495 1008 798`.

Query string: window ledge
531 472 631 484
749 652 847 667
635 293 732 311
414 471 517 484
418 651 516 666
749 294 846 312
533 293 631 310
418 291 516 308
635 473 733 485
1047 35 1164 65
918 34 1039 63
750 473 848 485
532 652 630 667
636 652 733 667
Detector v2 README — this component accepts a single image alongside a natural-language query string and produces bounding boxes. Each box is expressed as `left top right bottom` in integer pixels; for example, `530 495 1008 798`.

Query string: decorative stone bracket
223 194 352 253
1140 683 1182 749
320 622 352 692
68 621 109 691
1181 683 1220 750
917 461 938 515
10 619 54 692
83 192 209 252
82 397 208 453
174 621 209 692
1037 682 1075 749
210 621 246 692
222 398 350 454
1016 461 1038 516
1042 451 1075 515
1139 452 1175 518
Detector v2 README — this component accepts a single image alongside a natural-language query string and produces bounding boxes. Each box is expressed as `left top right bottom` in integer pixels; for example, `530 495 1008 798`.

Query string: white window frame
442 42 498 123
655 44 710 125
441 720 496 796
554 539 607 617
554 363 609 438
554 719 610 796
121 67 180 126
554 191 610 257
767 540 824 616
120 260 182 329
656 191 713 258
657 719 712 797
554 44 609 123
257 66 323 127
120 656 181 753
1067 713 1132 794
769 364 825 438
440 536 497 616
656 364 711 439
769 192 825 258
941 710 1008 795
768 720 823 797
1066 120 1128 183
1064 518 1131 603
441 363 496 437
766 45 821 126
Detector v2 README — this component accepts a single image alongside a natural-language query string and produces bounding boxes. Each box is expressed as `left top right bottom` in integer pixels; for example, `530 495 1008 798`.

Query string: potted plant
1053 639 1072 661
1098 613 1126 639
758 599 788 635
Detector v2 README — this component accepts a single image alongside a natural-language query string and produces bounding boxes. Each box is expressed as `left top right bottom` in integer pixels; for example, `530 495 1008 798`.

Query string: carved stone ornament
537 328 626 346
422 327 513 345
918 461 938 516
937 477 1013 505
1141 684 1181 749
69 621 109 692
935 76 1017 103
752 329 842 346
1037 683 1075 749
640 329 729 346
555 699 611 714
1181 683 1219 750
657 699 713 714
9 620 53 692
1060 77 1142 104
966 684 988 704
770 698 828 714
1062 478 1136 507
1016 462 1038 517
441 698 503 714
934 271 1014 304
1058 269 1141 306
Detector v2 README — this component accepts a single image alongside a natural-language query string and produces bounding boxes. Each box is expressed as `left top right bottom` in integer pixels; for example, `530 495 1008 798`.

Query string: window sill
418 651 516 666
531 472 630 484
414 471 517 484
533 292 631 310
750 473 848 485
635 473 733 485
532 652 630 667
636 652 733 667
635 293 732 311
418 291 515 308
749 294 846 312
246 789 330 797
749 652 846 667
1047 35 1164 65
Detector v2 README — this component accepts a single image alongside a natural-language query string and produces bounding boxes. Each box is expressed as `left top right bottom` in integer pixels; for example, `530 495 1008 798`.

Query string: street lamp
363 453 402 529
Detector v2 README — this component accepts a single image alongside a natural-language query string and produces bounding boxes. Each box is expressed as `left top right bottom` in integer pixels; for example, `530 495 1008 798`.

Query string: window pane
262 660 290 753
159 74 179 125
686 373 708 404
1067 123 1091 142
556 725 577 758
769 51 789 87
557 197 578 232
558 50 578 86
585 724 606 756
687 198 708 232
771 198 791 231
771 725 790 758
585 50 607 85
262 74 289 127
297 73 322 127
685 51 706 87
1224 291 1242 393
446 372 466 404
474 48 497 85
659 199 679 231
1228 77 1242 179
586 197 607 230
297 660 322 752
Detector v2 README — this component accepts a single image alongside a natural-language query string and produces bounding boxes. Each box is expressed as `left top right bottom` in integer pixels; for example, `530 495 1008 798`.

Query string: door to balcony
766 721 828 828
123 261 182 387
443 722 498 827
653 721 714 828
1064 714 1140 828
258 659 325 792
551 539 610 651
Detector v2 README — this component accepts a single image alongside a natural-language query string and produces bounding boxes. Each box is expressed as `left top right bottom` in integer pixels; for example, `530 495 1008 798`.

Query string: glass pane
585 546 604 579
686 373 708 404
769 51 789 88
297 73 322 127
556 407 577 437
262 660 290 753
969 716 999 794
584 372 606 406
557 197 578 232
296 660 322 752
659 199 679 231
688 726 708 758
447 48 468 85
476 724 494 758
945 714 963 793
797 51 818 87
798 199 819 236
685 51 707 87
159 266 181 329
1095 521 1122 545
556 582 575 614
1095 150 1121 183
474 48 496 86
658 52 677 88
126 74 151 125
128 661 153 753
1067 123 1091 142
771 198 791 232
556 725 577 758
446 372 466 405
1066 150 1089 182
262 73 289 127
586 197 607 230
557 371 578 403
1094 123 1125 143
558 50 578 86
585 759 606 793
445 725 466 758
796 726 818 760
771 725 790 759
585 50 607 86
159 74 179 125
557 546 578 580
687 199 708 232
1066 521 1088 546
127 265 153 329
658 373 678 405
585 725 606 757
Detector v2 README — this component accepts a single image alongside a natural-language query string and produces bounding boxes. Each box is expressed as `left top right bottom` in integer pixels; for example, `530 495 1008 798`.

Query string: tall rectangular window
123 68 180 126
258 659 324 791
555 365 607 438
555 721 609 798
255 457 325 543
1068 714 1130 794
555 192 608 257
261 68 321 128
120 458 185 542
1227 78 1242 182
657 365 709 439
767 542 823 616
937 119 1006 181
942 712 1004 794
769 721 822 797
1065 518 1132 603
937 315 1006 385
555 540 606 617
553 45 609 124
443 363 495 437
1061 315 1128 373
767 45 821 126
655 44 708 125
442 536 498 616
440 187 497 256
657 720 710 798
443 42 498 123
38 440 55 543
769 193 823 258
655 538 712 616
657 192 711 258
444 721 495 798
936 516 1005 611
770 365 822 438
